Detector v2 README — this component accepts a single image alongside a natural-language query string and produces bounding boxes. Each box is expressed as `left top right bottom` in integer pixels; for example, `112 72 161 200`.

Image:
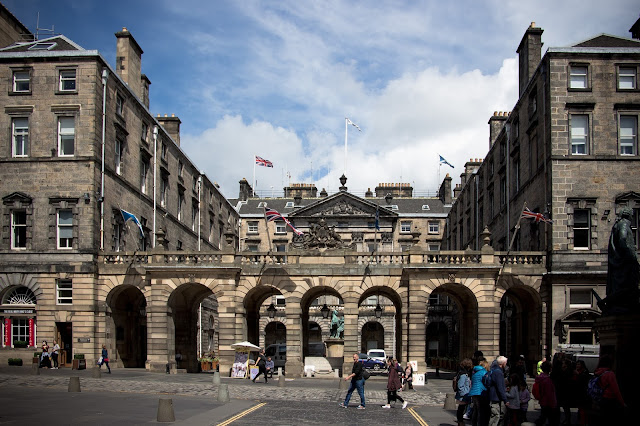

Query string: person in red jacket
591 355 626 425
533 361 559 426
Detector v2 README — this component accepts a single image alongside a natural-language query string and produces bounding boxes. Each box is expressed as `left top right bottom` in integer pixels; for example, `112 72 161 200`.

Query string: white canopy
230 341 261 351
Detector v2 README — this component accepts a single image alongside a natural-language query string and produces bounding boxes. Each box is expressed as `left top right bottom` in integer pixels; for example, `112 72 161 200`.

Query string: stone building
0 2 32 48
0 28 237 365
446 22 640 356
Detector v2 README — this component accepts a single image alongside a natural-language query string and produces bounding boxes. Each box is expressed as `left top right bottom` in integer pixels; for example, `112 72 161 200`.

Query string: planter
211 361 219 371
8 358 23 366
201 361 212 371
72 359 86 370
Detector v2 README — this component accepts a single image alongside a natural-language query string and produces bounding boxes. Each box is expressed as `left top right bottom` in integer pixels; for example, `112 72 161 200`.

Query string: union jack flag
265 207 303 235
521 207 552 223
255 156 273 168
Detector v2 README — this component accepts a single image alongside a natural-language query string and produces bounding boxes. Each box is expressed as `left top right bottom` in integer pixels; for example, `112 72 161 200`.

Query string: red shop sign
3 318 10 347
28 318 35 347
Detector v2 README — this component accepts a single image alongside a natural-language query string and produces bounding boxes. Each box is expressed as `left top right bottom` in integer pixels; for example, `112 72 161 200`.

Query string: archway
361 322 384 352
106 285 146 368
426 283 478 363
500 285 542 375
244 285 284 350
265 321 286 346
168 282 218 373
300 286 343 360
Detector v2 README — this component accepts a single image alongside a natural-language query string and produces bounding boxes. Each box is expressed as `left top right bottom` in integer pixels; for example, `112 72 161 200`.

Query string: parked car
357 352 387 371
265 344 286 371
367 349 387 363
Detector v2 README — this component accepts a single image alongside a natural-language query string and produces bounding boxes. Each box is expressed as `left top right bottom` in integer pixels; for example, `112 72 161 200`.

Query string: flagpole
252 155 256 197
497 201 527 284
344 117 348 174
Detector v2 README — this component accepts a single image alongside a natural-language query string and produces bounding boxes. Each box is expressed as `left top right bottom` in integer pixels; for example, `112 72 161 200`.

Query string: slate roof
572 34 640 48
0 35 85 52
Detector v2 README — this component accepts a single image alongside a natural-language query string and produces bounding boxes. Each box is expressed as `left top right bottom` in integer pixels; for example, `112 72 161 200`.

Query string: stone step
304 356 334 374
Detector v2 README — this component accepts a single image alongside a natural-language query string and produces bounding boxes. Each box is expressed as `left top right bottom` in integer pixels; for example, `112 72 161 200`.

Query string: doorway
55 322 72 366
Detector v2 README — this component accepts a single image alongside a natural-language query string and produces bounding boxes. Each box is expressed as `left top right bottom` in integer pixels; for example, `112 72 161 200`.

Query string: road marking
217 402 266 426
408 406 429 426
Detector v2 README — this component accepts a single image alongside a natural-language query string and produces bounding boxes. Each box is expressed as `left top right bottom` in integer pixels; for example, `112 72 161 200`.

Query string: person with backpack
382 358 407 409
340 353 366 409
533 361 558 426
470 358 490 426
454 358 473 426
487 356 508 426
588 355 625 425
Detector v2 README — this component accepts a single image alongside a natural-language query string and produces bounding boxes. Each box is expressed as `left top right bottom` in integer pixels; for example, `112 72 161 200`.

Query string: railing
497 252 545 265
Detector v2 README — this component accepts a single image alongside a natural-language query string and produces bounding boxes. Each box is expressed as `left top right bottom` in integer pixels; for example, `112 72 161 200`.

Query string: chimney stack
516 22 544 97
115 27 144 101
488 111 509 148
238 178 253 201
439 174 453 205
157 114 181 146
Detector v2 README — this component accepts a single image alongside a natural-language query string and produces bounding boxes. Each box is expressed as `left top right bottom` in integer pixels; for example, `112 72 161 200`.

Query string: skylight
29 42 57 51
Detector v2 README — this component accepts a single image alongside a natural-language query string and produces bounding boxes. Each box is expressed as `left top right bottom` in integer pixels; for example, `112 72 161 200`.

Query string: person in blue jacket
488 356 508 426
455 358 473 426
469 358 490 426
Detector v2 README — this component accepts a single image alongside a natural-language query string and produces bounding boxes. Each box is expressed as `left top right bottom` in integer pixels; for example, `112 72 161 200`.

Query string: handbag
362 369 370 380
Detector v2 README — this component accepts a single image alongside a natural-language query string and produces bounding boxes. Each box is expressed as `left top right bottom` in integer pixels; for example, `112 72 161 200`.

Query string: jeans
344 378 365 407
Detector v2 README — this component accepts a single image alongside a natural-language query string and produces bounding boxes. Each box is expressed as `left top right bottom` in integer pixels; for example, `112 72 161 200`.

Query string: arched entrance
168 283 218 373
426 283 478 363
499 285 542 374
106 285 147 368
244 285 284 350
265 321 286 346
358 287 401 360
361 322 384 352
300 287 342 360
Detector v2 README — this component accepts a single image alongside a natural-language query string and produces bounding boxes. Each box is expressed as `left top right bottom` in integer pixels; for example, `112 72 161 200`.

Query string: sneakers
402 401 408 409
357 405 365 410
381 404 391 409
339 402 347 408
463 414 471 420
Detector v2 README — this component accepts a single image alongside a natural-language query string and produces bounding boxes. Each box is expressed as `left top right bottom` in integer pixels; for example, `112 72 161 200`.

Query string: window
209 219 214 242
619 115 637 155
160 175 168 207
569 65 588 89
12 319 29 345
56 279 73 305
13 70 30 92
116 94 124 116
115 139 123 174
488 190 494 218
275 295 286 306
400 221 412 233
618 66 637 90
140 158 149 194
192 201 198 231
113 222 122 251
428 243 441 251
275 223 286 234
178 161 183 178
570 114 589 155
12 118 28 157
192 177 198 193
58 117 75 156
428 222 439 234
177 191 184 221
285 201 294 208
59 69 76 91
513 159 520 193
422 204 430 210
161 141 167 160
569 288 592 308
177 240 183 251
247 244 258 252
500 176 506 206
141 122 148 143
57 209 73 249
248 221 259 233
573 209 590 249
11 210 27 249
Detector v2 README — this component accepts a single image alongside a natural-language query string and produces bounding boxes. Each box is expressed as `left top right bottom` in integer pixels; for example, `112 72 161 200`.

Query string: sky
5 0 638 198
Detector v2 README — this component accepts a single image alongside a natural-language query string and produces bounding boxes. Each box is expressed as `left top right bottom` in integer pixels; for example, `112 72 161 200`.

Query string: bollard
339 377 348 390
68 376 81 392
157 398 175 422
32 363 40 375
92 367 102 378
443 393 456 410
277 367 282 376
334 368 339 378
217 383 230 403
212 371 220 385
278 372 285 387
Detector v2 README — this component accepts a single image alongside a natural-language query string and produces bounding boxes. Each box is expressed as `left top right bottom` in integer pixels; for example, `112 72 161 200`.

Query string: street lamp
321 302 330 319
374 303 383 319
267 302 277 319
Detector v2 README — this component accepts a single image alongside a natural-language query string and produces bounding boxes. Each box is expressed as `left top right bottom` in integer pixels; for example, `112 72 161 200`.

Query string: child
518 380 531 424
505 373 520 426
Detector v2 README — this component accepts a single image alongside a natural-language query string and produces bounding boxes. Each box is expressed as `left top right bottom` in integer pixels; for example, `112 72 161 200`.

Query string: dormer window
383 205 398 211
422 205 430 210
285 201 294 208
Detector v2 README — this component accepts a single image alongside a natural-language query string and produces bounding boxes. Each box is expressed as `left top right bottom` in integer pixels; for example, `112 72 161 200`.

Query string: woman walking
99 344 111 373
469 358 490 426
455 358 472 426
382 359 408 409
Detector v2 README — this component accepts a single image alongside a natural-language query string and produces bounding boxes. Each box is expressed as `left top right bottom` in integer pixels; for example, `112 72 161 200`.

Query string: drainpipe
198 174 202 251
153 125 158 248
505 123 511 247
100 69 108 250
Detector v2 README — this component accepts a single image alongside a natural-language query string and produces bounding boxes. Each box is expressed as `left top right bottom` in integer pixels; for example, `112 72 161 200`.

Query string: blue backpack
587 373 606 403
482 370 493 388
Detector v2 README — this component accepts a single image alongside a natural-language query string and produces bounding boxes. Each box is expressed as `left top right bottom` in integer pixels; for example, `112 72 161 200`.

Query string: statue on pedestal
330 309 344 339
599 207 640 315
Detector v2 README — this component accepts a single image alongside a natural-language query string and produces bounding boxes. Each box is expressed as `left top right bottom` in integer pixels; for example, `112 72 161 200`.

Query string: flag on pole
265 207 303 235
346 118 361 131
521 207 553 223
439 155 454 168
120 209 144 237
255 156 274 168
374 205 380 230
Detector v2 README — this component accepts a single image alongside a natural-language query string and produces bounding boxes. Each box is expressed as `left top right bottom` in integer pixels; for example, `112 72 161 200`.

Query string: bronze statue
330 308 344 339
599 207 640 315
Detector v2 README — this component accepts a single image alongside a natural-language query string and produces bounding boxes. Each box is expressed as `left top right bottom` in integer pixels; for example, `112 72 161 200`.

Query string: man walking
252 349 268 383
339 353 366 409
488 356 508 426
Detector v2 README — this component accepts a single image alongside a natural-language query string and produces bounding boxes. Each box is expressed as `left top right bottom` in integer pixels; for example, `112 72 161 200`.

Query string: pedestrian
404 361 414 391
536 356 547 377
533 361 558 426
339 353 366 409
265 356 274 378
488 356 508 426
454 358 472 426
252 348 268 383
589 355 626 426
469 358 489 426
518 377 531 424
504 373 520 426
51 340 60 369
555 357 574 425
574 360 590 426
512 355 527 384
382 359 408 409
466 350 484 421
40 341 51 369
99 344 111 373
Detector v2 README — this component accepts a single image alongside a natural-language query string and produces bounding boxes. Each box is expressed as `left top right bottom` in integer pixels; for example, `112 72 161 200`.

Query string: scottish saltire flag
374 206 380 230
346 118 361 131
521 207 552 223
439 155 454 168
265 207 303 235
120 209 145 237
255 156 273 168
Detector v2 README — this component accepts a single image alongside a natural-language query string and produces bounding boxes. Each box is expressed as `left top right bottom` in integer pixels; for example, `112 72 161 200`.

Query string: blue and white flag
439 155 454 168
120 209 144 237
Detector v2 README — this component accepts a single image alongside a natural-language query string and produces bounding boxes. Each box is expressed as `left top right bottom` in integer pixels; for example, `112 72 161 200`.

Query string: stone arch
299 284 344 359
358 285 403 359
0 273 42 301
105 284 147 368
242 283 285 348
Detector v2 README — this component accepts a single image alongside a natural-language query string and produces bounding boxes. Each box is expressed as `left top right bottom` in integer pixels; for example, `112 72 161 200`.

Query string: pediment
288 192 397 218
2 192 32 206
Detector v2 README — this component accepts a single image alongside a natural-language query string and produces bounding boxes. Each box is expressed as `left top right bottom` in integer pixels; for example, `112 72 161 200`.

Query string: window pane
620 115 637 155
60 70 76 91
618 67 636 89
570 66 587 89
570 289 591 305
13 118 29 157
58 210 73 225
14 71 30 91
571 115 588 154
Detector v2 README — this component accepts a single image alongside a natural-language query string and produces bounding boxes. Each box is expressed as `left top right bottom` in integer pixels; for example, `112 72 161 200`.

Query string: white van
367 349 387 363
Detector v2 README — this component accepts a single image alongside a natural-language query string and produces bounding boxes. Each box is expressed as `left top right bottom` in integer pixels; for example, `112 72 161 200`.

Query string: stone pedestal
325 338 344 358
594 313 640 407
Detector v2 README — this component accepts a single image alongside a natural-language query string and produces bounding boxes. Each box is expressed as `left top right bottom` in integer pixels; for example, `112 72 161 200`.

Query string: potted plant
72 354 86 370
8 358 23 366
13 340 28 348
198 353 219 372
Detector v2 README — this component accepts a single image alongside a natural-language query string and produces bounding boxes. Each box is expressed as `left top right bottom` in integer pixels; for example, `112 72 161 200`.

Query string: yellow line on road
217 402 266 426
408 406 429 426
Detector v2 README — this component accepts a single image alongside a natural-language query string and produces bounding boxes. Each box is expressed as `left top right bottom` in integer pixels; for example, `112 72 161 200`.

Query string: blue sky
6 0 637 197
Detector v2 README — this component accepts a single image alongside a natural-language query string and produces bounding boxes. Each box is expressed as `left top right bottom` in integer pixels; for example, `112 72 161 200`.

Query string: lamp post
267 302 277 319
